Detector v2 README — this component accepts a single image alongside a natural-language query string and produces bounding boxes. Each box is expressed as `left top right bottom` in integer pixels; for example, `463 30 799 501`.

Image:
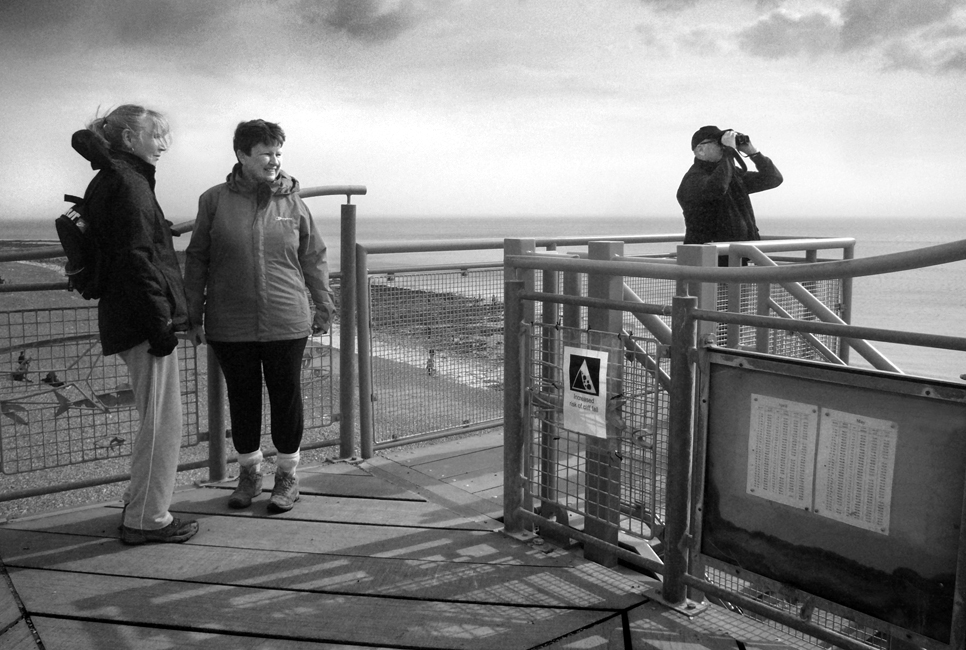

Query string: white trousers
118 341 183 531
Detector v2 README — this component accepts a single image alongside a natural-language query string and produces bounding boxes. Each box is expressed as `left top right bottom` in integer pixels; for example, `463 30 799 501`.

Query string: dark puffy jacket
71 130 188 355
676 152 783 245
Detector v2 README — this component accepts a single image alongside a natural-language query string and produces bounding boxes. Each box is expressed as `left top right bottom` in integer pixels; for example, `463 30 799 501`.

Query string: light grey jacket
184 166 335 342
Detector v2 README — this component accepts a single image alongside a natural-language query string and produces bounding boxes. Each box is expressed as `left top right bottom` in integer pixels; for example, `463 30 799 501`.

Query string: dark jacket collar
71 129 156 188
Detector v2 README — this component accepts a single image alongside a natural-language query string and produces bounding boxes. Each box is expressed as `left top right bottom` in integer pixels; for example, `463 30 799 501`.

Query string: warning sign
563 347 608 438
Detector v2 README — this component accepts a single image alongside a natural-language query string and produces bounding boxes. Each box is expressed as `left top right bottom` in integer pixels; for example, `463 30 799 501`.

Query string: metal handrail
507 238 966 282
361 233 685 255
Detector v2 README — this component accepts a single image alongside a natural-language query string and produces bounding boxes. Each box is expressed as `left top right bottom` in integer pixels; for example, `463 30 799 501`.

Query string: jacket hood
226 164 300 209
226 163 300 195
72 129 113 171
71 129 157 181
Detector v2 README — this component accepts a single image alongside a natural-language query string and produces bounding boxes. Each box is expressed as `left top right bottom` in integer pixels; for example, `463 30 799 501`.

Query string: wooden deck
1 430 816 649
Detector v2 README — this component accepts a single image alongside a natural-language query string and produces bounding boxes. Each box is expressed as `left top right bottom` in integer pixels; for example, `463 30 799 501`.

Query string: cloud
297 0 423 42
839 0 960 50
0 0 432 52
0 0 82 32
938 46 966 70
0 0 83 35
677 27 725 55
731 0 966 73
105 0 239 47
881 40 930 70
739 10 840 58
636 0 700 11
0 0 256 54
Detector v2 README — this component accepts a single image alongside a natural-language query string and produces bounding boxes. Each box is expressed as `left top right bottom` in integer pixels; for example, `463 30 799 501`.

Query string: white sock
238 449 263 473
276 450 300 474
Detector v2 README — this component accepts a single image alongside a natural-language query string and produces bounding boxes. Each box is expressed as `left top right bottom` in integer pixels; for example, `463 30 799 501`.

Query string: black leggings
209 338 308 455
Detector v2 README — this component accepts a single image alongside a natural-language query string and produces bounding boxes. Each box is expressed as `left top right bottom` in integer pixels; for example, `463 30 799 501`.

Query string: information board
747 395 897 534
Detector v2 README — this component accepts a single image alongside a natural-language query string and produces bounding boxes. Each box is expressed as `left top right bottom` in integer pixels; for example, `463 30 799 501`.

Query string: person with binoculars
676 125 783 250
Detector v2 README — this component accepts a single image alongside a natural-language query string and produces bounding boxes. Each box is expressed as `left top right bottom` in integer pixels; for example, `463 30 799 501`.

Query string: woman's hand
311 311 330 336
182 325 207 346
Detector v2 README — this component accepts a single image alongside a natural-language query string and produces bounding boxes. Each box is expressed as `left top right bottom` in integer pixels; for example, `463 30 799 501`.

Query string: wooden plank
458 489 503 520
167 489 489 530
441 464 504 495
1 568 23 632
209 472 427 502
297 461 373 476
364 456 505 528
0 619 39 650
292 471 426 500
0 529 649 608
0 505 122 537
1 509 575 567
384 430 504 467
32 616 400 650
11 568 614 650
413 446 503 481
206 460 426 502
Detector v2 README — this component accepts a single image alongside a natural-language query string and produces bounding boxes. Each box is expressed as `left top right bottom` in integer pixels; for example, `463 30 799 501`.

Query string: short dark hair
233 119 285 155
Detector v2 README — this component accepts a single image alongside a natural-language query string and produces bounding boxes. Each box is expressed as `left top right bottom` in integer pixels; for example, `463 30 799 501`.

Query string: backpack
54 173 105 300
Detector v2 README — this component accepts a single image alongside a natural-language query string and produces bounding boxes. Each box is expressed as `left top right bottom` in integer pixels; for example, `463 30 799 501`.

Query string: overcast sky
1 0 964 223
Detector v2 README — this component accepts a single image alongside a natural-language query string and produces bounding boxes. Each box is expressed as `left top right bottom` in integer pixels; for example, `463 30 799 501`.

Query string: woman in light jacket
184 119 335 513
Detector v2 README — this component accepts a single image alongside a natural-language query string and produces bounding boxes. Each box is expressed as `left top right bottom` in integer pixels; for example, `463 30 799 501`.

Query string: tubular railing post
356 244 373 459
206 345 227 482
953 462 966 650
583 241 624 567
663 293 698 606
339 202 357 459
539 262 566 532
756 279 771 353
840 242 854 365
503 238 535 535
725 248 744 349
677 245 719 343
563 271 581 332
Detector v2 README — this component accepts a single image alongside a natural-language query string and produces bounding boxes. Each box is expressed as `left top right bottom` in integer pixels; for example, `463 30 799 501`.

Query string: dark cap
691 125 724 151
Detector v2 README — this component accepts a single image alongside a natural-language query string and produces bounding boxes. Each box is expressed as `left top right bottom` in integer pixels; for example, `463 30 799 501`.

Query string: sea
4 214 966 382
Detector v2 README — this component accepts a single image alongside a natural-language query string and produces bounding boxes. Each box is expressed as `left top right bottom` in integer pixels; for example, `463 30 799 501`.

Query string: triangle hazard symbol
571 359 596 394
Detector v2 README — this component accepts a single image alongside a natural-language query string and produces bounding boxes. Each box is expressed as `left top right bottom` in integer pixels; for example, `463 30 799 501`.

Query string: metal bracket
644 586 710 618
499 527 539 544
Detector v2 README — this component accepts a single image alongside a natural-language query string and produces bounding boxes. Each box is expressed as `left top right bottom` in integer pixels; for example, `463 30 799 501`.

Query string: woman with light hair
72 104 198 545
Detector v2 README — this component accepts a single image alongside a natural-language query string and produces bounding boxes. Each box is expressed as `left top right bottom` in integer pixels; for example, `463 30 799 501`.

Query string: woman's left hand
183 325 207 346
311 313 330 336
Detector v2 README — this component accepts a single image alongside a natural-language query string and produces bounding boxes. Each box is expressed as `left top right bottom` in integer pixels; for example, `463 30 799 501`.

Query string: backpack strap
64 194 84 203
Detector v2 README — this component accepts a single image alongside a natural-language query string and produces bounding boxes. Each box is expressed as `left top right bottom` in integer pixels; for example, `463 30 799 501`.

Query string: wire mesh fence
366 268 504 443
0 304 338 476
0 306 199 474
714 277 845 360
704 561 891 650
524 323 668 542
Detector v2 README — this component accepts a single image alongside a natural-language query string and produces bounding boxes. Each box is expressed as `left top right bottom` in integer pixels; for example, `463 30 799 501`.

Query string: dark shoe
268 470 299 512
120 517 199 546
228 464 263 509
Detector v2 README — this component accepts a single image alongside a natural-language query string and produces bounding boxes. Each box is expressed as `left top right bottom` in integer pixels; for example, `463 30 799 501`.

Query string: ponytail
86 104 170 152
